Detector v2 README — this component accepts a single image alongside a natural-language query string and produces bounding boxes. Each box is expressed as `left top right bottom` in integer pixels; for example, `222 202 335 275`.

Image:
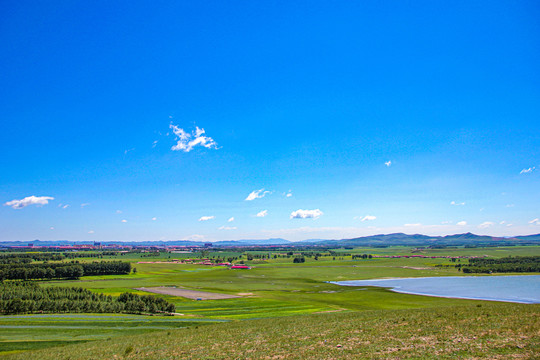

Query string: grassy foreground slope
6 303 538 360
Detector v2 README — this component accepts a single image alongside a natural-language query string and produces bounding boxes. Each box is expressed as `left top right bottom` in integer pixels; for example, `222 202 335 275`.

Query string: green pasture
38 254 501 321
0 313 223 357
4 302 538 360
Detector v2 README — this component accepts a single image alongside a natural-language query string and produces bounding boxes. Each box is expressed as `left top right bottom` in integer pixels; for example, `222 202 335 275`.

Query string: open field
135 286 241 300
3 302 538 360
1 245 539 357
0 313 224 357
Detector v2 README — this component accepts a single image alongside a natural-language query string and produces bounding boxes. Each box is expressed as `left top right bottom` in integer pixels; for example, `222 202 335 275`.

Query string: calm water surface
331 275 540 304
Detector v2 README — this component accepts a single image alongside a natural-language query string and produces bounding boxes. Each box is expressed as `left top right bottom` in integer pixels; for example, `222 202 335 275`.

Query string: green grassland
0 314 223 356
3 303 538 360
1 246 539 358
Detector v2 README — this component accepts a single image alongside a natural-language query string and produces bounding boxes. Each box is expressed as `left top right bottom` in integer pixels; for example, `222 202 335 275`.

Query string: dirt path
135 287 241 300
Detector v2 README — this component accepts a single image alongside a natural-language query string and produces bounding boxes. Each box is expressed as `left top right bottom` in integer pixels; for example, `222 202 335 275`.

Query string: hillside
5 303 538 359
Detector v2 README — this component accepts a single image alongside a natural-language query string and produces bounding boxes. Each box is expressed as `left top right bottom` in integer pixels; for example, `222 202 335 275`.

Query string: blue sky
1 1 539 242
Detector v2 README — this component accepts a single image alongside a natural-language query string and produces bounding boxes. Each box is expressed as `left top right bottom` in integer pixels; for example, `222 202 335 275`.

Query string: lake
331 275 540 304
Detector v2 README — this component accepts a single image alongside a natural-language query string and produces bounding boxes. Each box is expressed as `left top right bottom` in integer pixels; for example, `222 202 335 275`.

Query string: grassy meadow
3 303 538 359
1 246 539 358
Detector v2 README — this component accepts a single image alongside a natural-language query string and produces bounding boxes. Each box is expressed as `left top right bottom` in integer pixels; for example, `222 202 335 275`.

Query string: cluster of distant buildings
374 255 486 259
0 242 208 252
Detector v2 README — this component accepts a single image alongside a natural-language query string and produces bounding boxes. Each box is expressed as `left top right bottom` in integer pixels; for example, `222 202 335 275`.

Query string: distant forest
461 256 540 273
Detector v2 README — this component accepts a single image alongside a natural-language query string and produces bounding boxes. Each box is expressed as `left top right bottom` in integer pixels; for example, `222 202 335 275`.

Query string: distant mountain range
1 233 540 248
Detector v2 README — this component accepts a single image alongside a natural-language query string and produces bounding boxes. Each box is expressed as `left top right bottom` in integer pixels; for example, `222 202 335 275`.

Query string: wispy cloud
199 216 215 221
152 140 158 148
256 210 268 218
245 189 271 201
151 217 157 221
450 201 465 206
457 221 467 226
404 223 422 227
520 167 535 174
529 218 540 225
360 215 377 222
218 226 237 230
80 203 90 208
121 219 127 223
290 209 323 219
58 203 69 209
4 196 54 209
478 221 494 229
170 123 218 152
228 217 235 222
385 161 392 167
88 230 94 234
285 190 293 198
50 227 54 230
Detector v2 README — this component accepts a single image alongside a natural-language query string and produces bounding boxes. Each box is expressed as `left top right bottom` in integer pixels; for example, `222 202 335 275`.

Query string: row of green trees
461 256 540 273
352 254 373 259
0 261 131 281
0 252 65 264
0 282 175 315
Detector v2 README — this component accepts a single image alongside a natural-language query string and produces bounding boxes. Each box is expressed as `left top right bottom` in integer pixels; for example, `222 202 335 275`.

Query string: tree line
0 282 175 315
461 256 540 273
0 253 65 264
0 261 131 281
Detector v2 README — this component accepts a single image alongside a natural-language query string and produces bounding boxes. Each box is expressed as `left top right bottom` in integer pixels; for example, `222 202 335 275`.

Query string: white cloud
152 140 158 148
457 221 467 226
529 218 540 225
520 167 535 174
285 190 293 198
4 196 55 209
50 227 54 230
245 189 271 201
121 219 127 223
88 230 94 234
404 223 422 227
80 203 90 208
256 210 268 218
506 223 513 227
199 216 215 221
385 161 392 167
124 148 135 155
478 221 494 229
290 209 323 219
228 217 235 222
450 201 465 206
170 123 218 152
360 215 376 222
499 221 506 225
218 226 237 230
506 204 515 208
151 217 157 221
